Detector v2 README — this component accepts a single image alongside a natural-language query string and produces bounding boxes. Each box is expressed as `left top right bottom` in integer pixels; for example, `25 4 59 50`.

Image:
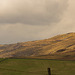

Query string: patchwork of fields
0 59 75 75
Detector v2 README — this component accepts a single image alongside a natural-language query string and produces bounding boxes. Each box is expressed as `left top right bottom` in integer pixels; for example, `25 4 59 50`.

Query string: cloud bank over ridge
0 0 75 44
0 0 68 25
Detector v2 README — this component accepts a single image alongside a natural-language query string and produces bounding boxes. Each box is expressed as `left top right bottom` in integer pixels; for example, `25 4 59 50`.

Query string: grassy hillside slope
0 32 75 60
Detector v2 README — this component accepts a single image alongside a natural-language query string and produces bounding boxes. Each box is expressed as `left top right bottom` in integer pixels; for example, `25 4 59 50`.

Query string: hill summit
0 32 75 60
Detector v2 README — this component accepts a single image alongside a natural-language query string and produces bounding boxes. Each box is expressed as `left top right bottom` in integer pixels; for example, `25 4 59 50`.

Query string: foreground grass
0 59 75 75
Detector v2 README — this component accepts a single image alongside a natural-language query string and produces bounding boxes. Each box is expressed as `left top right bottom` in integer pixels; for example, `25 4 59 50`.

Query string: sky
0 0 75 44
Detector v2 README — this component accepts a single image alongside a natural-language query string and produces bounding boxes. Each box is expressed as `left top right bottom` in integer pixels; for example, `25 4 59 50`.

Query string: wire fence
0 58 52 75
0 59 50 75
0 67 52 75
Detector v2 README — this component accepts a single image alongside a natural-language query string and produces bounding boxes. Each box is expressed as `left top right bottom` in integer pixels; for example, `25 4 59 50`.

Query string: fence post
48 68 51 75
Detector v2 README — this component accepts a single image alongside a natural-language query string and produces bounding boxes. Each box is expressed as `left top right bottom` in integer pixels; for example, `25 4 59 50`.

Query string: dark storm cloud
0 0 68 25
1 0 74 44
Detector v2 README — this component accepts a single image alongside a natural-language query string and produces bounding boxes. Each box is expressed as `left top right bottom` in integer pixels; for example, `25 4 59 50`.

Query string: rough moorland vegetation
0 33 75 60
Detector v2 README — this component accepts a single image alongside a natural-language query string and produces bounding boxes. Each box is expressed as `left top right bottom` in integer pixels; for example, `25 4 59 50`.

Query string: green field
0 59 75 75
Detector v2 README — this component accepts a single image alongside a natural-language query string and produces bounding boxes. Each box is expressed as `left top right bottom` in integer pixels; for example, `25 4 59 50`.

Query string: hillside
0 32 75 60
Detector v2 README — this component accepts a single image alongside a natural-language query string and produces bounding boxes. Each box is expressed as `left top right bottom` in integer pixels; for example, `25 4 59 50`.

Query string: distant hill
0 32 75 60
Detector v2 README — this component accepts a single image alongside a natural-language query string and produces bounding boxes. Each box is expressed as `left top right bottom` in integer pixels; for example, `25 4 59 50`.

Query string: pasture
0 58 75 75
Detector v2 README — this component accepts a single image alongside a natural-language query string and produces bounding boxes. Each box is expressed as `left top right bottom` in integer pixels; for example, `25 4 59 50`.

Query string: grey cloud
0 0 68 25
0 24 49 44
1 0 75 44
